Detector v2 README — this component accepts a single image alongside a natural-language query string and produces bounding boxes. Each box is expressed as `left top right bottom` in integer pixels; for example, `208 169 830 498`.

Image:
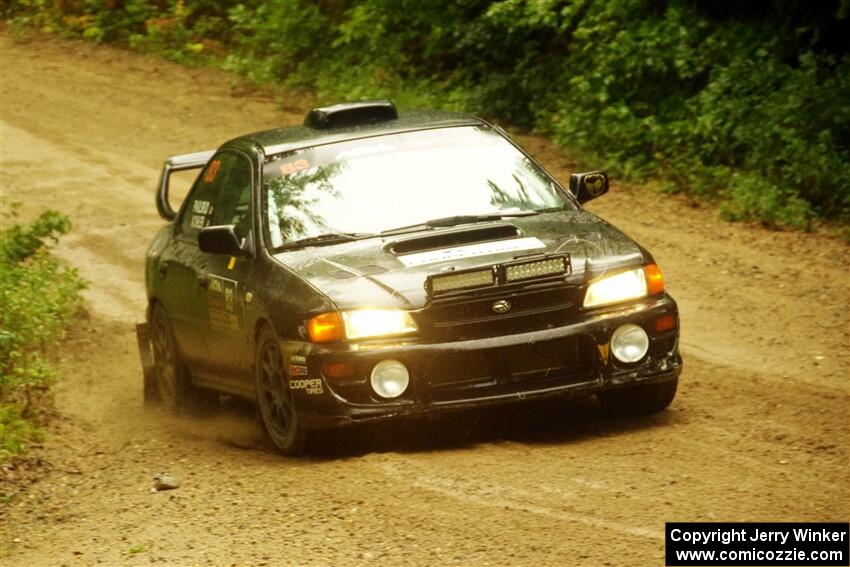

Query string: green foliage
0 405 45 458
1 207 71 263
223 1 329 85
0 209 86 462
5 0 849 229
719 173 815 230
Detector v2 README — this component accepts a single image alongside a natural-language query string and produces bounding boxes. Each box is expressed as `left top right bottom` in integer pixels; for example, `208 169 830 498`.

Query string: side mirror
198 225 246 256
569 170 609 204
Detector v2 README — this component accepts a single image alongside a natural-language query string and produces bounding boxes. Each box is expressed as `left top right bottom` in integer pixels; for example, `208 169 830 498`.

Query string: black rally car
136 100 681 455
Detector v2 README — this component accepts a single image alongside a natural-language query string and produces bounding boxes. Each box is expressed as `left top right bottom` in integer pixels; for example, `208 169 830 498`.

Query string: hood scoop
384 223 522 256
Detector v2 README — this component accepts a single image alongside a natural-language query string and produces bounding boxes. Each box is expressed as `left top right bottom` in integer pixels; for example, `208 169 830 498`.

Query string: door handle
197 275 208 288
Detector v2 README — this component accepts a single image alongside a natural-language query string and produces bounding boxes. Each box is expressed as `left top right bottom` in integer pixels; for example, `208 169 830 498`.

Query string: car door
194 150 256 391
158 152 235 376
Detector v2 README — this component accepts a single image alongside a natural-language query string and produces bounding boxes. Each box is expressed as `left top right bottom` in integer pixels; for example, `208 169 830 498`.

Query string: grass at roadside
0 208 86 462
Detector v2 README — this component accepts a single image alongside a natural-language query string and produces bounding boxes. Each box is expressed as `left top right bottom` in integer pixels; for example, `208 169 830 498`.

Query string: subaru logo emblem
492 300 512 314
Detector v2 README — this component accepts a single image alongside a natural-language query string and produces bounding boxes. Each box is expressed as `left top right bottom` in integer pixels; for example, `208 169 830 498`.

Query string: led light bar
430 268 495 294
505 256 569 282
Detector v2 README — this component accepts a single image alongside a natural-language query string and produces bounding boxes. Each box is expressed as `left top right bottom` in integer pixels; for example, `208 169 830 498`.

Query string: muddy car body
137 100 682 454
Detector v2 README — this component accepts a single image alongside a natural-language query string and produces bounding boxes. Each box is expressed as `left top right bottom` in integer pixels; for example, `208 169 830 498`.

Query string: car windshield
262 125 573 249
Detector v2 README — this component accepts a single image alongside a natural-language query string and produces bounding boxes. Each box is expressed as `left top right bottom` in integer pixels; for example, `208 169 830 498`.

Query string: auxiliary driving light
505 256 569 282
430 269 495 294
610 324 649 363
370 359 410 399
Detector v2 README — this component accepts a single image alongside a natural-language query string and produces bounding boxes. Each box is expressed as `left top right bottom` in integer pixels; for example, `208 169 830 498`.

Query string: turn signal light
655 314 677 332
644 264 665 295
307 312 344 343
322 361 355 379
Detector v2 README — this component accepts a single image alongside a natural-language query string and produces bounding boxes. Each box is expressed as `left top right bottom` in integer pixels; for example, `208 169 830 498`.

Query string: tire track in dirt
371 458 660 540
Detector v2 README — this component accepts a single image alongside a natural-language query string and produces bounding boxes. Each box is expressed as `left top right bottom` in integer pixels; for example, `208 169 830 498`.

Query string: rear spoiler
156 149 216 221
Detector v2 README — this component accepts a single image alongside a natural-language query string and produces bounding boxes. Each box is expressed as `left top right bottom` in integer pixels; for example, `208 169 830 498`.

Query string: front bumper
286 295 682 430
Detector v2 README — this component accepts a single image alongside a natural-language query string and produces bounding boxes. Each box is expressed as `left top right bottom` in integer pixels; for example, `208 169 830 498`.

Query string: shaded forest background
5 0 849 229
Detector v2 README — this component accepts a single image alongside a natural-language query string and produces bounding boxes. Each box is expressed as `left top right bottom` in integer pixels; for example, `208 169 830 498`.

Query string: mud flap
136 322 157 401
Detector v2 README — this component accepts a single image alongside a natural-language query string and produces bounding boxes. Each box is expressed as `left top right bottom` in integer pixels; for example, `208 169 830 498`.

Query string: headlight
583 267 646 308
341 309 417 340
307 309 417 342
583 265 665 308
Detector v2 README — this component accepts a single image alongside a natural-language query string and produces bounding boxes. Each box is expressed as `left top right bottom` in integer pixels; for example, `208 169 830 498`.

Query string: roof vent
303 100 398 129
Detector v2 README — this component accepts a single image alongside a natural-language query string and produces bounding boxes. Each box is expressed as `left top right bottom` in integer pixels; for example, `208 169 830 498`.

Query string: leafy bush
0 209 86 462
222 1 329 85
4 0 849 229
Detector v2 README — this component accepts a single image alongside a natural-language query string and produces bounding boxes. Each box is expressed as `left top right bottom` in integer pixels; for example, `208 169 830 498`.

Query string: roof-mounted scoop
303 100 398 129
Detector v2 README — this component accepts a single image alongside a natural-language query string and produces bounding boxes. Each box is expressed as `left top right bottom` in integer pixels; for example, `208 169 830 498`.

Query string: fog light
370 359 409 399
611 324 649 363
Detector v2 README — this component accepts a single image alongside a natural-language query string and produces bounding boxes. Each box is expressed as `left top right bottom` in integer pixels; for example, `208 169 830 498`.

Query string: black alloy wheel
255 326 306 455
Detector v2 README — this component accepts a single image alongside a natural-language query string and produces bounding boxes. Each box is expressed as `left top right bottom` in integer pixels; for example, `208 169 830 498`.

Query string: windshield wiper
274 232 374 251
380 211 541 236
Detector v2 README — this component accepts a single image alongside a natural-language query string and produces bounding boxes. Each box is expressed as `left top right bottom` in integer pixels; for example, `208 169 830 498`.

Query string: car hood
272 210 646 310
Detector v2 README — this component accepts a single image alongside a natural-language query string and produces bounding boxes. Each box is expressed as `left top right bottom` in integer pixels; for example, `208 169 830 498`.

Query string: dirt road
1 32 848 567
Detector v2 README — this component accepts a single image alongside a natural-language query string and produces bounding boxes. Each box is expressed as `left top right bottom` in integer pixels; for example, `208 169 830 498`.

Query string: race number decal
278 159 310 176
203 159 222 183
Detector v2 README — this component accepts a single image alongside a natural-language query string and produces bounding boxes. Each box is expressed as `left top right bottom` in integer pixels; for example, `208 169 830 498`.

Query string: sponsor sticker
397 237 546 267
288 364 308 376
207 275 240 331
289 377 323 395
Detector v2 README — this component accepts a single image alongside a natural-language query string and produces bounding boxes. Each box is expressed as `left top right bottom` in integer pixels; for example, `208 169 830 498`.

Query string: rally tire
149 303 192 413
254 326 307 456
599 377 678 415
143 370 160 403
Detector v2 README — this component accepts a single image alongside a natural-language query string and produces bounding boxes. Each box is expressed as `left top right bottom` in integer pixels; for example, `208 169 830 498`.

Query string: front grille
418 282 581 341
428 335 598 402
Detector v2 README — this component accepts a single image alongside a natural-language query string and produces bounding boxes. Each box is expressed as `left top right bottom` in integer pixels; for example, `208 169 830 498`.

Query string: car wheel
149 303 191 412
254 326 306 456
599 377 678 415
